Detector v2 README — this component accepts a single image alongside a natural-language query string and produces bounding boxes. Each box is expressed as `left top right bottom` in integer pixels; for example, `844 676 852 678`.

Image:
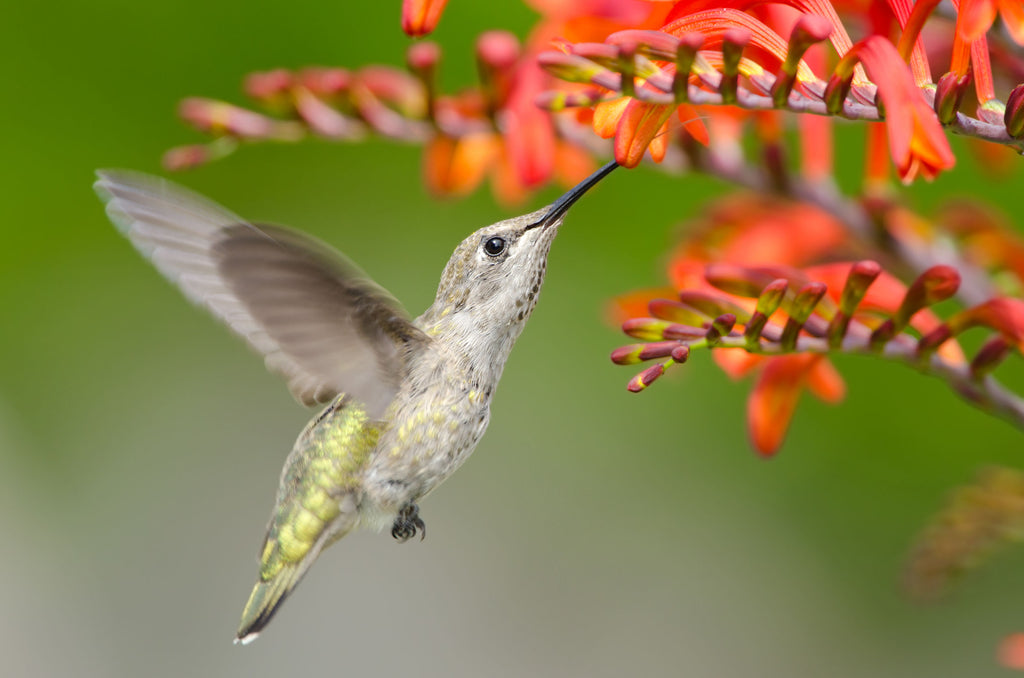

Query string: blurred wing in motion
95 169 428 417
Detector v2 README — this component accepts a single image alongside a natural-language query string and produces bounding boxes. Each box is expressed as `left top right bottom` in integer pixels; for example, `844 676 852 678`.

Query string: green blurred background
5 2 1024 676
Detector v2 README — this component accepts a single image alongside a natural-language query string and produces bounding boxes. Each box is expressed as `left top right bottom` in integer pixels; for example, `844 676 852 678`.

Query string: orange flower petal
678 104 710 146
423 133 498 197
956 0 998 42
664 0 857 69
718 201 847 267
593 97 630 139
606 287 677 325
668 257 711 291
614 100 676 167
806 357 846 403
850 36 955 182
997 0 1024 44
502 61 557 189
401 0 449 37
660 7 826 84
504 103 557 189
955 298 1024 352
714 350 765 379
553 140 598 187
648 120 670 162
747 353 820 457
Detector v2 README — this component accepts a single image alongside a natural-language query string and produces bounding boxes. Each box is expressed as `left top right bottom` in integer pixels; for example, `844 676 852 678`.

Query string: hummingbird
94 160 617 644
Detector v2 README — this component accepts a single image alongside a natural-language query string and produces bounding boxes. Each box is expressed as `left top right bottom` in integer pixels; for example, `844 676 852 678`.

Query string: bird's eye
483 236 507 257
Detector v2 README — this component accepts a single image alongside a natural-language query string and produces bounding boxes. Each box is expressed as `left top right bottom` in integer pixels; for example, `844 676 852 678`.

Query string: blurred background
5 2 1024 676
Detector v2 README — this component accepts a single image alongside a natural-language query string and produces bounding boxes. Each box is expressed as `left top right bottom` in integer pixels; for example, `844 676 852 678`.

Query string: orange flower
610 191 995 457
658 195 853 456
949 298 1024 353
593 95 707 167
838 36 955 182
956 0 1024 45
748 353 845 456
423 132 500 197
613 100 677 165
422 31 598 203
401 0 449 37
666 194 848 285
528 0 671 43
664 0 857 71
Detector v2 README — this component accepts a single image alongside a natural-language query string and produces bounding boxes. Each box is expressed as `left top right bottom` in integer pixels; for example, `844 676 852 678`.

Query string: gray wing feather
95 169 427 417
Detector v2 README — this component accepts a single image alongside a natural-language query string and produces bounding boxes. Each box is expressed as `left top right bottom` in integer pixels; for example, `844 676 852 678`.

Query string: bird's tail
235 562 309 645
235 516 356 645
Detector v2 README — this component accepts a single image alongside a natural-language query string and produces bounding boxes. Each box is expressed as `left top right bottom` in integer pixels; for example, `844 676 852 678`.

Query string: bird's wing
95 169 429 417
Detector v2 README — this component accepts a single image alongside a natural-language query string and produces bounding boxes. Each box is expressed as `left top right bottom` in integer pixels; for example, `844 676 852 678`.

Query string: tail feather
235 516 356 644
235 564 308 645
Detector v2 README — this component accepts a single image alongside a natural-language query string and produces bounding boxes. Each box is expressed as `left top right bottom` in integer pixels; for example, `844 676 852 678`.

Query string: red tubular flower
560 5 837 168
659 9 818 87
589 88 708 166
423 132 500 197
609 188 1014 457
956 0 1024 45
798 45 834 181
528 0 670 43
666 195 848 285
420 31 599 203
664 0 858 73
731 260 969 456
502 62 561 189
949 298 1024 352
613 99 677 166
748 353 844 456
402 0 449 37
661 196 853 455
835 36 955 182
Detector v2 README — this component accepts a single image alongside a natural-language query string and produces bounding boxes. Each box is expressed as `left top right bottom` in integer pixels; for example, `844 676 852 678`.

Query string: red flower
422 31 598 203
747 353 845 455
645 195 854 456
949 298 1024 353
402 0 449 37
957 0 1024 45
835 36 955 181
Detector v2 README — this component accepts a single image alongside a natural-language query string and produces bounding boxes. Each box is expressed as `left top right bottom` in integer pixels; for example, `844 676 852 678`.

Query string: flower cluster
163 5 1024 456
166 2 674 202
537 0 1024 183
166 1 1024 651
170 1 1024 195
165 31 599 203
608 191 1024 455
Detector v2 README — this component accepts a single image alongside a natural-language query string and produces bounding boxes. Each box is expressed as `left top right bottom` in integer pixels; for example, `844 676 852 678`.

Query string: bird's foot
391 503 426 543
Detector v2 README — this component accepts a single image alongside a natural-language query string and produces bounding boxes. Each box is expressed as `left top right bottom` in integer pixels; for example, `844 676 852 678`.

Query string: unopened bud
893 265 961 331
933 72 971 125
627 363 666 392
1005 84 1024 138
772 15 832 107
720 29 750 104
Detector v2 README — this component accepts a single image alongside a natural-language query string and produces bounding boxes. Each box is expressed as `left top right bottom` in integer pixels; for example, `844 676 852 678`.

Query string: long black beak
527 160 619 230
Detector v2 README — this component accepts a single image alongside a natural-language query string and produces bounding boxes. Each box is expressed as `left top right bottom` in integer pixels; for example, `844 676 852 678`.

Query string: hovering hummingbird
94 160 617 644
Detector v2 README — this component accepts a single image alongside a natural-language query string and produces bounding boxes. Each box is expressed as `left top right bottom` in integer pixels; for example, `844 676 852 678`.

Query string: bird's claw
391 503 426 543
